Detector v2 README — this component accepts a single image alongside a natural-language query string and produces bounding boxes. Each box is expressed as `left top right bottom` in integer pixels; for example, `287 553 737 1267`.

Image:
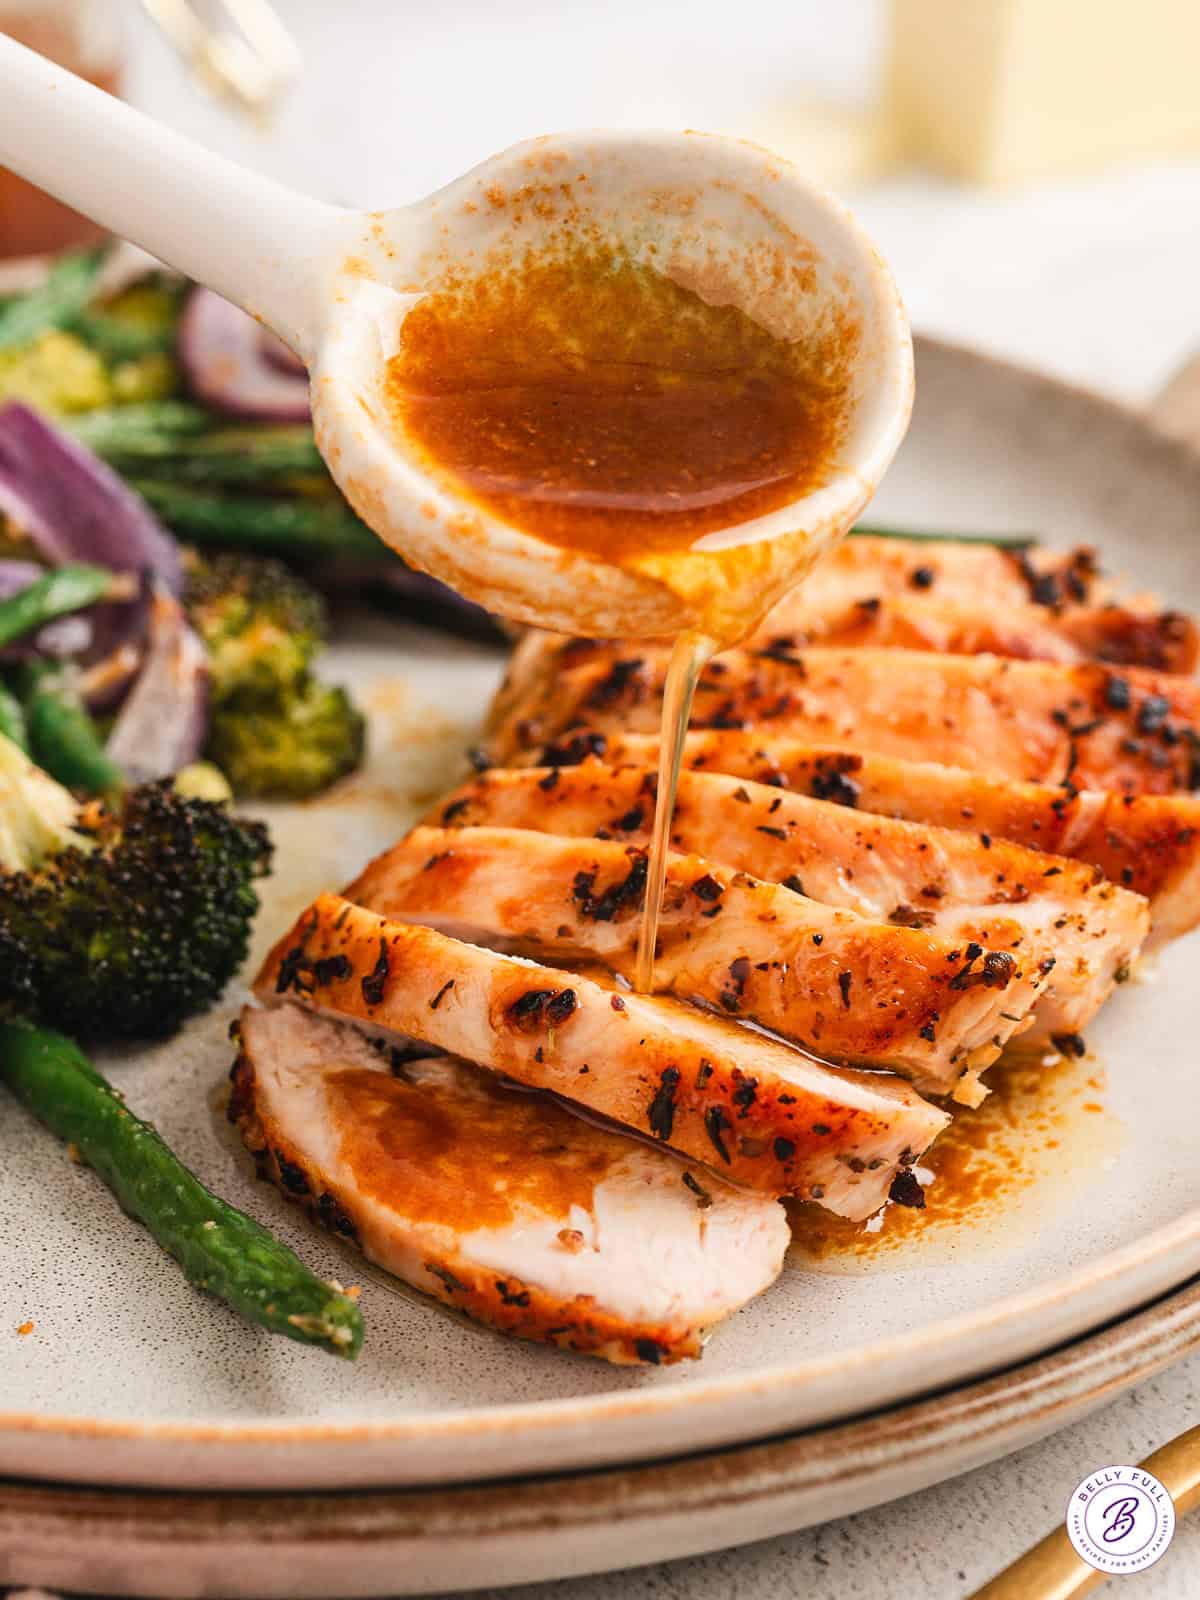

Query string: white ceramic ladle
0 33 913 640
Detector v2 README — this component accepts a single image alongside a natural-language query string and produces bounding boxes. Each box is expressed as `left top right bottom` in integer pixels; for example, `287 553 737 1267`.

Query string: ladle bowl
0 37 913 639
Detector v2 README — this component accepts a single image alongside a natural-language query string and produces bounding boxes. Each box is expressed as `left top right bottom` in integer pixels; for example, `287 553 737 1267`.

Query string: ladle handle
0 32 346 357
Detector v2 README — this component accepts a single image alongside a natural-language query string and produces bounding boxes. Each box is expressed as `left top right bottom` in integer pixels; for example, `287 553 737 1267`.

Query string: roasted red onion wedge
77 571 153 711
105 587 208 782
179 288 310 422
0 403 181 593
258 326 307 378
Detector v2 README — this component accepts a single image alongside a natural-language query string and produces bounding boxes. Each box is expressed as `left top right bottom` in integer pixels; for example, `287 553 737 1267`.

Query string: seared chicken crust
758 536 1195 671
511 734 1200 944
753 593 1198 671
254 893 950 1216
490 645 1200 795
421 765 1150 1041
348 823 1052 1101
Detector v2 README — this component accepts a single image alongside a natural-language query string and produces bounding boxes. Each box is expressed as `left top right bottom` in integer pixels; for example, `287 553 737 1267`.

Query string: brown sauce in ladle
385 249 843 561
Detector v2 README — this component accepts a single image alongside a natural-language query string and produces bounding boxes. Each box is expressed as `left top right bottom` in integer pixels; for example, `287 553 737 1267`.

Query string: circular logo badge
1066 1466 1176 1576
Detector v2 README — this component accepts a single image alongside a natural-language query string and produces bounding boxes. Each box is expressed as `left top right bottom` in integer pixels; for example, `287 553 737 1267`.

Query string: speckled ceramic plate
4 1273 1200 1598
2 336 1199 1495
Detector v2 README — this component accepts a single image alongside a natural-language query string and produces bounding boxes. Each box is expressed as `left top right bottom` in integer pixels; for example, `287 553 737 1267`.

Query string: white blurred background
110 0 1200 405
5 0 1200 402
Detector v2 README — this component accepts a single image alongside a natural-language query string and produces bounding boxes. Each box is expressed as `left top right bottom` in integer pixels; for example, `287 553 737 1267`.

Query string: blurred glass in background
9 0 1200 229
4 0 1200 398
886 0 1200 184
0 0 298 258
0 0 123 256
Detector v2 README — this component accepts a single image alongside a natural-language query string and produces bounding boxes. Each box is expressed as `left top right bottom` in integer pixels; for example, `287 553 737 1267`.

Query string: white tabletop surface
117 3 1200 1595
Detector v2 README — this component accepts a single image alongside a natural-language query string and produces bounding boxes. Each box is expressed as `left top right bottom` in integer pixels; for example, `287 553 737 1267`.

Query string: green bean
0 679 29 751
62 309 175 363
0 250 106 352
94 426 326 488
70 404 323 488
851 523 1036 551
0 563 117 649
132 479 382 560
68 401 214 451
23 664 124 796
0 1024 364 1359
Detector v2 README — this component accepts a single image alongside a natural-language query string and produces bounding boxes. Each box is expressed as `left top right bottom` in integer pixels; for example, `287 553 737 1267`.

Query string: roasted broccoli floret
0 733 271 1041
0 329 112 414
65 276 184 400
184 549 327 703
204 679 365 801
0 732 91 872
183 550 366 800
101 279 184 344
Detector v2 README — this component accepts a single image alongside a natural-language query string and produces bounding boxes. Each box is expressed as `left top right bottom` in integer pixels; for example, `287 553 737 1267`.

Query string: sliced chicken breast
534 732 1200 940
424 766 1149 1039
753 593 1198 672
499 599 1194 685
232 1005 790 1365
490 533 1193 755
490 646 1200 795
255 894 950 1214
512 734 1200 944
756 536 1194 669
348 824 1048 1102
772 536 1118 615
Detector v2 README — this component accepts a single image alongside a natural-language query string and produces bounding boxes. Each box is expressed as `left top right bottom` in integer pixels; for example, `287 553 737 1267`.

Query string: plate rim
4 331 1200 1486
4 1205 1199 1453
4 1271 1200 1598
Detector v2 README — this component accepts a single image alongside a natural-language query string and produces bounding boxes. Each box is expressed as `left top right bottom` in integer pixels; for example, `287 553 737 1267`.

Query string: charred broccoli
203 679 365 801
0 733 271 1041
184 549 326 702
183 551 365 800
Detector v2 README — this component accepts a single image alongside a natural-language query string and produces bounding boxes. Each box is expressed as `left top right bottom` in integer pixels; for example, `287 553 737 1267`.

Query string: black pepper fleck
889 1170 925 1209
647 1066 681 1141
429 978 455 1010
704 1106 732 1164
361 938 389 1007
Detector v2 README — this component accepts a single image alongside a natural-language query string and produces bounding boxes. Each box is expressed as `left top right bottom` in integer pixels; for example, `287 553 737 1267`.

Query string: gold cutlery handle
969 1527 1104 1600
970 1423 1200 1599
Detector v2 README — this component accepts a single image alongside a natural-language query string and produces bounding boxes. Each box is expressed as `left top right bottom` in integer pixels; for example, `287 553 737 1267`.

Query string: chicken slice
255 894 950 1214
757 536 1194 669
739 747 1198 949
231 1005 789 1365
510 734 1200 944
496 594 1194 686
348 825 1048 1101
754 593 1198 672
424 766 1150 1039
772 536 1119 615
489 645 1200 795
489 540 1188 724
